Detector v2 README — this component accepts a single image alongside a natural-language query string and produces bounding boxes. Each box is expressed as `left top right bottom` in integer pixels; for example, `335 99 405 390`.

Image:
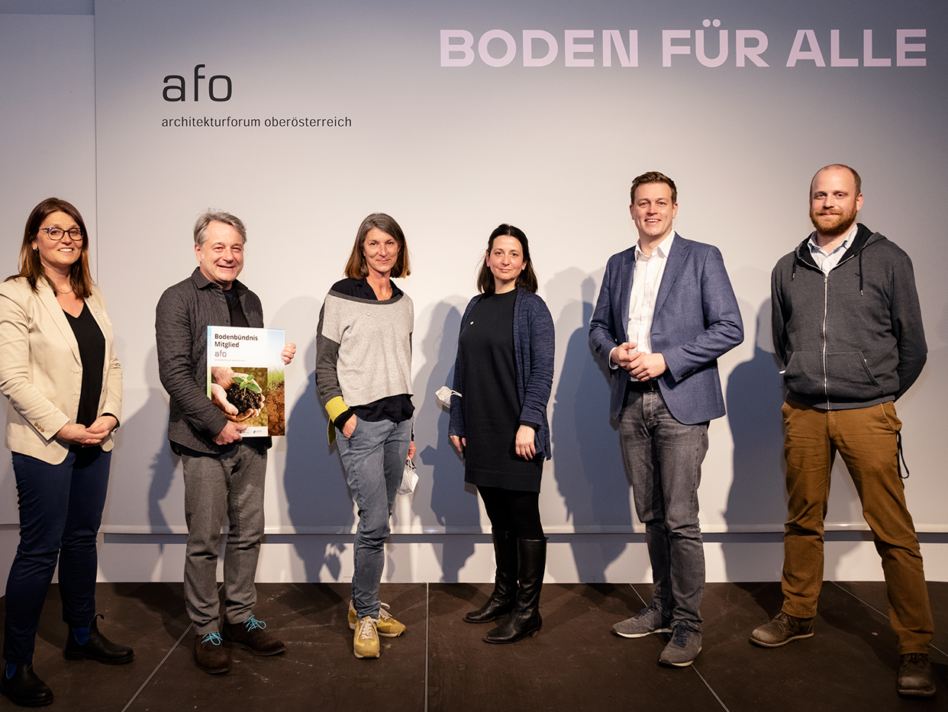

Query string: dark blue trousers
3 448 111 664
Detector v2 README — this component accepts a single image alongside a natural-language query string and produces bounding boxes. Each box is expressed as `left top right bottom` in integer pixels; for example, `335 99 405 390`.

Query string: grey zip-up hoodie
771 224 927 410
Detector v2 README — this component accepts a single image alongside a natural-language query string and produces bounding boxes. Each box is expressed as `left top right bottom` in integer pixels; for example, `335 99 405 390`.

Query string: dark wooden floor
2 580 946 710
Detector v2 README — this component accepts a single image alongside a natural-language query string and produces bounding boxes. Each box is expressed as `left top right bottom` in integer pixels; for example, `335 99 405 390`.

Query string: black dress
459 290 542 492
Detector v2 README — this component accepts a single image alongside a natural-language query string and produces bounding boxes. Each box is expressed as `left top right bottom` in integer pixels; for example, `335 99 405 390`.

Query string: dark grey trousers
181 443 267 636
619 389 709 632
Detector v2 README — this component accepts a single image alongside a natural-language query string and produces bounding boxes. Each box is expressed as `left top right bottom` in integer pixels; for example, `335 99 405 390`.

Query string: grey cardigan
156 268 265 454
448 289 555 460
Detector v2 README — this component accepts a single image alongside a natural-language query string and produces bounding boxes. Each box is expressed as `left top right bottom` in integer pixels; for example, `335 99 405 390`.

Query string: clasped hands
55 415 118 447
611 342 666 382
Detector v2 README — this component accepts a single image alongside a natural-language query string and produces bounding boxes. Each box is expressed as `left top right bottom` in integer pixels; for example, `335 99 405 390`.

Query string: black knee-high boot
483 537 546 643
465 531 519 623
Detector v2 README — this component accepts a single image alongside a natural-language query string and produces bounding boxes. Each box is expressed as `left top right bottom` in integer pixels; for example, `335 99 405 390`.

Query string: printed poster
206 326 287 437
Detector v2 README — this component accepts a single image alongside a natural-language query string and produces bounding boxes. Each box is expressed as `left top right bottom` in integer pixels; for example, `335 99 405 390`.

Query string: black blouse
63 303 105 427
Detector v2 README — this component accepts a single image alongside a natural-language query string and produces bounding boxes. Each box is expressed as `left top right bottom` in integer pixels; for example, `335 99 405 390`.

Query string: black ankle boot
465 531 519 623
483 537 546 644
64 614 134 665
0 663 53 707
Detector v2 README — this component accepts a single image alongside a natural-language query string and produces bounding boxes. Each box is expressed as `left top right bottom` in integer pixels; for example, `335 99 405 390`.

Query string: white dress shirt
611 232 675 380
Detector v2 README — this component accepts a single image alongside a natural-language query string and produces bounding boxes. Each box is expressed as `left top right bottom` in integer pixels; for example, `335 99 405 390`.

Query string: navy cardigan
448 289 555 460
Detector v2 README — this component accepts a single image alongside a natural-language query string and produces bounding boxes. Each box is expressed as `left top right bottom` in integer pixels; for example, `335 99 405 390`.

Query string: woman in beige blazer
0 198 133 708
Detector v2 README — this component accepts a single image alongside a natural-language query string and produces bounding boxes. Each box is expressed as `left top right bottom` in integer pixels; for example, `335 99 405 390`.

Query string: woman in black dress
448 224 554 644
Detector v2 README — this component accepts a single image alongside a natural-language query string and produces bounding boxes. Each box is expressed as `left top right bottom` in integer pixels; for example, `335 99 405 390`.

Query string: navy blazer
589 234 743 424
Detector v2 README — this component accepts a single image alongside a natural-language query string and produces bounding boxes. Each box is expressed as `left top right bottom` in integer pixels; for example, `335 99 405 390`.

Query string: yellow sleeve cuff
326 396 350 444
326 396 349 422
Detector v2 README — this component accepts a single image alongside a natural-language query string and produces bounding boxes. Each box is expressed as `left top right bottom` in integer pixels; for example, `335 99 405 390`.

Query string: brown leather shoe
749 611 814 648
222 616 286 656
898 653 936 698
193 632 230 674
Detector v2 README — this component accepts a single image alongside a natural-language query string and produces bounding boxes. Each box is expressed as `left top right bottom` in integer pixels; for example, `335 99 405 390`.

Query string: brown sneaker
749 611 814 648
193 632 230 674
898 653 936 698
222 616 286 656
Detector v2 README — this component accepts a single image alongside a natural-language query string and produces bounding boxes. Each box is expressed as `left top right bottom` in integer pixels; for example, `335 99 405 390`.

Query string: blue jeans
336 418 411 620
4 448 111 664
619 389 708 631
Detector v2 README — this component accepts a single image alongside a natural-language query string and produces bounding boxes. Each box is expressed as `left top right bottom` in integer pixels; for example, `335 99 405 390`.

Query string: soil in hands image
227 367 269 429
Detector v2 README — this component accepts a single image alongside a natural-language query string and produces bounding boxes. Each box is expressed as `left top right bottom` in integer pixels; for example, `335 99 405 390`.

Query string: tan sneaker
348 601 406 638
353 616 380 659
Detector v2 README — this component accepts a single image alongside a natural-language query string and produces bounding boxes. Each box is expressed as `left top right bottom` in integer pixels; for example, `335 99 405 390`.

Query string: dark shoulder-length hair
476 224 538 296
344 213 411 279
7 197 94 298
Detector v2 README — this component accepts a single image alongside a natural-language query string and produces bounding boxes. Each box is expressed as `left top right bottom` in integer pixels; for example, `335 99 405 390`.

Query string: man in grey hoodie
750 165 935 698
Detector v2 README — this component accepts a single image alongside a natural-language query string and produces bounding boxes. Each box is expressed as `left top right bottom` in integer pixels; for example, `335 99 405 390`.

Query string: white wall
1 2 947 586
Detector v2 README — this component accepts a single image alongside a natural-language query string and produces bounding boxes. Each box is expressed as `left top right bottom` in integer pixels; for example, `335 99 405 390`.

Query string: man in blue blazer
589 171 743 667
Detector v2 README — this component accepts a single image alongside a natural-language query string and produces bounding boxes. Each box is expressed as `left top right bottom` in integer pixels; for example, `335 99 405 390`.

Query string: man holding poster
156 211 295 674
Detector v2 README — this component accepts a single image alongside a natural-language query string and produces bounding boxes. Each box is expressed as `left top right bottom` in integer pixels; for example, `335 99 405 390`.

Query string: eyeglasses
39 227 83 241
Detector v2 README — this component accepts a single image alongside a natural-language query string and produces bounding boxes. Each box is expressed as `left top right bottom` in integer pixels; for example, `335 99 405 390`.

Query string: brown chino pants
780 399 933 654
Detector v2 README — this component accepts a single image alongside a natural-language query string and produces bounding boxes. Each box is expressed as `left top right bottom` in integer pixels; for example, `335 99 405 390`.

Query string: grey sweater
771 224 927 410
315 279 413 437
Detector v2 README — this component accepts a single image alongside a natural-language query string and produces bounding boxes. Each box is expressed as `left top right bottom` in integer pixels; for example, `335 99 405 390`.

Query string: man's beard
810 203 858 237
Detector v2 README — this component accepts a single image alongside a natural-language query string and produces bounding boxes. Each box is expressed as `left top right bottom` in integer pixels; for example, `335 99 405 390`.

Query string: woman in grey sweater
315 213 415 660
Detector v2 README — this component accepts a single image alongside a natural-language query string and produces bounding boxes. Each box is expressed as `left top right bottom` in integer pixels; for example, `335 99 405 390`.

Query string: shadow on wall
723 298 862 582
722 299 787 582
892 303 948 530
284 335 354 583
101 346 180 582
549 269 636 583
413 300 479 582
723 305 787 507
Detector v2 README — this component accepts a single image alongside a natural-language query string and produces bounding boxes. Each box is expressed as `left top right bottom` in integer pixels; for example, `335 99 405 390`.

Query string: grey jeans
181 443 267 635
619 388 709 631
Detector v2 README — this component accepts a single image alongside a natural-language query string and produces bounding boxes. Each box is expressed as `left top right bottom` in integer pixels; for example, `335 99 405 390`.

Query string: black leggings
477 486 544 539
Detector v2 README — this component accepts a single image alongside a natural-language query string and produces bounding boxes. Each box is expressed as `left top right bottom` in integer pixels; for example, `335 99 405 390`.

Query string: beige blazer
0 277 122 464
